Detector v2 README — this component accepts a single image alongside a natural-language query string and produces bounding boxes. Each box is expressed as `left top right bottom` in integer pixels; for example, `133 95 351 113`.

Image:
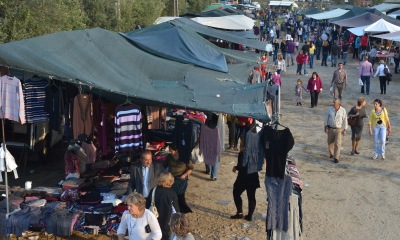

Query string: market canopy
331 12 382 28
123 24 229 73
348 19 400 36
300 7 322 15
388 9 400 19
329 6 400 25
306 8 349 20
374 31 400 41
0 28 270 121
168 18 268 50
269 1 298 7
370 3 400 13
191 15 254 30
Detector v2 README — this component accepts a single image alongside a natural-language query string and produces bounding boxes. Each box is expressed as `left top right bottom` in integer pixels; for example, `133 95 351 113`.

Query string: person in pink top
306 72 323 108
271 72 282 86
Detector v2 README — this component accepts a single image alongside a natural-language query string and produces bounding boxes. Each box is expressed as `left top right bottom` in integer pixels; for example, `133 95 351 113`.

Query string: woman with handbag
147 172 180 240
348 98 368 155
117 192 162 240
164 143 194 213
368 99 391 160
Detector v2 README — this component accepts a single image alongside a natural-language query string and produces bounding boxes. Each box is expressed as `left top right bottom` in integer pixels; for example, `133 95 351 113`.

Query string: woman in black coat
146 172 180 240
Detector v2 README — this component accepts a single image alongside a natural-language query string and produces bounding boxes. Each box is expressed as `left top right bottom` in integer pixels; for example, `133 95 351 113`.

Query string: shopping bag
329 86 334 96
358 78 364 86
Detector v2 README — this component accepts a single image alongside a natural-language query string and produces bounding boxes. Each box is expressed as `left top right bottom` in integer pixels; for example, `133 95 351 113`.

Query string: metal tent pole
1 118 10 219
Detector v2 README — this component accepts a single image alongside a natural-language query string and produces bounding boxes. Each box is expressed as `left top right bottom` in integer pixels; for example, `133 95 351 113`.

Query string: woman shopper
230 151 260 221
117 192 162 240
306 72 323 108
348 98 368 155
164 143 194 213
146 172 180 240
274 54 286 74
368 99 391 160
374 60 389 94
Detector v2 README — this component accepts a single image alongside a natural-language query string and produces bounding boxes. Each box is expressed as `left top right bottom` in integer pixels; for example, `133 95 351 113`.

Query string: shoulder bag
148 187 159 218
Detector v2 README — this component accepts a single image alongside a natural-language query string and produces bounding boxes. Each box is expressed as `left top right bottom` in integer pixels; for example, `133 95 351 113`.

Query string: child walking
303 52 309 76
295 79 309 106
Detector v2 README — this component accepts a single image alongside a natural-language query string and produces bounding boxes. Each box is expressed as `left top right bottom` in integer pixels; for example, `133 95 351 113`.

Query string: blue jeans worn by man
360 76 370 94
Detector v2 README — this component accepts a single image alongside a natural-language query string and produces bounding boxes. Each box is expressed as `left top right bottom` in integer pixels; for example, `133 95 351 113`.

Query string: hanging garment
0 75 26 124
262 127 295 178
265 175 293 232
73 93 93 140
0 144 18 182
199 125 220 166
175 117 193 163
114 104 142 153
217 113 225 151
243 130 264 174
23 77 48 123
46 82 64 132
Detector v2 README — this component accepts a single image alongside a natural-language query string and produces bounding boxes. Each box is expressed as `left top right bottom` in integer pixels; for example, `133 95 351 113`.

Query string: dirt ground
5 51 400 240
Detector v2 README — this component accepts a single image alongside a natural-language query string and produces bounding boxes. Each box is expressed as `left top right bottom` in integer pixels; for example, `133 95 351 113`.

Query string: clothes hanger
120 94 132 106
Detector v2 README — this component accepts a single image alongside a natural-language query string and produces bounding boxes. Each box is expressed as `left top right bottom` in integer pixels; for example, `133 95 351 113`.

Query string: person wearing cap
331 63 347 100
368 99 391 160
324 98 348 163
374 60 389 94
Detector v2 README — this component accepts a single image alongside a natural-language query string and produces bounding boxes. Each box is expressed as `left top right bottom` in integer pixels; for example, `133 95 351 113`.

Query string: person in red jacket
307 72 323 108
296 50 305 75
360 33 368 51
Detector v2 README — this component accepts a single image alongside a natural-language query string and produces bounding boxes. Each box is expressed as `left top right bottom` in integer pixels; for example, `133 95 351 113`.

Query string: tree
0 0 86 43
186 0 214 14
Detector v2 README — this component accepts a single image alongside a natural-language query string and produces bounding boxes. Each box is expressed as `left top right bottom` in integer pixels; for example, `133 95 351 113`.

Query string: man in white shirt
324 98 348 164
126 150 163 198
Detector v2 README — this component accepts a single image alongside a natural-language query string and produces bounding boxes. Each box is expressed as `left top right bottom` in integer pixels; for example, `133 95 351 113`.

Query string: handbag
148 187 159 218
347 116 357 127
358 78 363 86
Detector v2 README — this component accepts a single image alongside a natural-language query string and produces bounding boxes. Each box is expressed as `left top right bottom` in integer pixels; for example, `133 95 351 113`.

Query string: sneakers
382 154 385 160
244 215 252 221
372 155 378 160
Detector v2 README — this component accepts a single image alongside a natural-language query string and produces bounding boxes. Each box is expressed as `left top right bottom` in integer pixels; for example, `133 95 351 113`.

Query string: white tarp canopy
374 31 400 41
155 16 180 25
370 3 400 13
306 8 349 20
269 1 298 7
191 15 255 30
348 19 400 36
365 18 400 33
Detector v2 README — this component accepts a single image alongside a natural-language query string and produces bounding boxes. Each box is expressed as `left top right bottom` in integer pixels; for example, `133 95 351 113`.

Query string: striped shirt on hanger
114 104 142 153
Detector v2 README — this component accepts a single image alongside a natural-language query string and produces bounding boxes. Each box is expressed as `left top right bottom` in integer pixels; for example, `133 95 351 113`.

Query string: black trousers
233 184 257 217
379 76 387 94
310 91 320 107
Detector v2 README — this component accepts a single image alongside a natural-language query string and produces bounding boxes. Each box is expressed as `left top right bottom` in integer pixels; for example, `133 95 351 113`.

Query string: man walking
331 63 347 100
359 56 374 95
324 98 348 164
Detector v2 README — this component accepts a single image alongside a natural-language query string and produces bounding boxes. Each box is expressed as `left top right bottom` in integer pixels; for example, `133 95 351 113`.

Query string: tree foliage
0 0 215 43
